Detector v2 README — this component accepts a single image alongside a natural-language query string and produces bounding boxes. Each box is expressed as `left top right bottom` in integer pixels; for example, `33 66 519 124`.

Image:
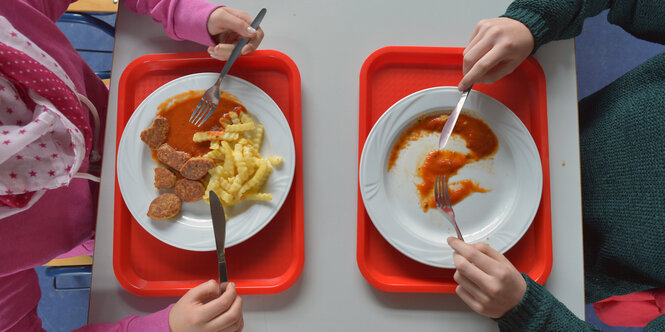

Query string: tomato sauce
388 113 498 211
155 90 247 157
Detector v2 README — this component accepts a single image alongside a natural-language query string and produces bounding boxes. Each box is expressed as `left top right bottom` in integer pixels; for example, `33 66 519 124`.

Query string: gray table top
89 1 585 330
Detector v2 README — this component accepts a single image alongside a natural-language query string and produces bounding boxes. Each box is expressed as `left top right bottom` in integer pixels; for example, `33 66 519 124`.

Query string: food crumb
562 161 566 166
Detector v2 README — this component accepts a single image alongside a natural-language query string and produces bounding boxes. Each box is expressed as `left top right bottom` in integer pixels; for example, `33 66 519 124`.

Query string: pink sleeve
124 0 221 46
74 304 174 332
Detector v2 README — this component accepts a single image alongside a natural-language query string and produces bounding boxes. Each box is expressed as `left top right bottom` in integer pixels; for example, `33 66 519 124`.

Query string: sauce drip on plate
156 90 247 157
388 113 498 211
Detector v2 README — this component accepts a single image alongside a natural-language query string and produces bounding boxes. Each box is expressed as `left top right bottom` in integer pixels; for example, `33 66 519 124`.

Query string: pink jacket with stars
0 0 220 331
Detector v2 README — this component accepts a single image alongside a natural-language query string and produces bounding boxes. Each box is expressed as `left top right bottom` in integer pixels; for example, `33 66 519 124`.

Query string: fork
189 8 267 126
434 175 464 241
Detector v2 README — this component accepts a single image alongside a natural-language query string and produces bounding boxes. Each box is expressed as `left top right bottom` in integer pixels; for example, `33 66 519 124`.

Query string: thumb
182 280 222 304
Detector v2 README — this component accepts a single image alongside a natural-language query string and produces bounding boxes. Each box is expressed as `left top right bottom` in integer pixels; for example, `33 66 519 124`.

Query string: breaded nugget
180 157 215 180
140 116 169 149
174 178 205 202
156 143 191 171
154 167 177 189
147 193 181 219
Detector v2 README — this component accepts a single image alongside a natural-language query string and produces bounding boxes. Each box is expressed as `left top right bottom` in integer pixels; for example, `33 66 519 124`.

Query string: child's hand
206 7 265 61
458 17 534 91
169 280 244 332
447 237 526 318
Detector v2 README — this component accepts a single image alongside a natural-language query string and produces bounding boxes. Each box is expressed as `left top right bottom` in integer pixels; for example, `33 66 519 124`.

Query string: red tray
357 46 552 293
113 50 303 296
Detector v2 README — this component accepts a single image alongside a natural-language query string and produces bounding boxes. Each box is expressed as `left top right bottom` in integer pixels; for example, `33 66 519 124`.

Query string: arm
448 238 601 331
123 0 221 46
501 0 611 52
497 275 600 331
459 0 611 91
76 281 243 332
123 0 264 60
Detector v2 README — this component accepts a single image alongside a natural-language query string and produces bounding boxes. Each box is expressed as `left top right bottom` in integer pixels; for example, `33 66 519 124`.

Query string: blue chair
57 12 116 80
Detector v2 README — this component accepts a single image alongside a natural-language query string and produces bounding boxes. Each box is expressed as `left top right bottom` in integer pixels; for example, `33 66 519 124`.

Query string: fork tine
190 99 205 123
442 175 450 207
434 176 440 205
434 175 442 206
197 103 216 127
193 102 211 126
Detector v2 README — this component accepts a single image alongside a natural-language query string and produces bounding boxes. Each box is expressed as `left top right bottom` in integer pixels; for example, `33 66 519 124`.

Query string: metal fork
189 8 267 126
434 175 464 241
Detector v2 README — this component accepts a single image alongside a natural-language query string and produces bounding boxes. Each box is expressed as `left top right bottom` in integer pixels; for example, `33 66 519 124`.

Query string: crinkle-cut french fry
193 131 226 142
268 155 283 166
208 171 231 192
230 111 240 124
228 175 243 195
252 124 264 150
221 141 235 177
216 188 235 205
205 149 225 160
245 193 272 201
225 122 255 132
220 116 232 128
240 112 253 124
193 101 282 215
221 132 240 141
208 165 223 177
233 143 250 182
243 145 256 174
239 160 272 197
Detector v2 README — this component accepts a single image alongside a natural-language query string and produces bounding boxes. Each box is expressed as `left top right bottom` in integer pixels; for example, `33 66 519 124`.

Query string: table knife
438 87 472 150
209 191 228 283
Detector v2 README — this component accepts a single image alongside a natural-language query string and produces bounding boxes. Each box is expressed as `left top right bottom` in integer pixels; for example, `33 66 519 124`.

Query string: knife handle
218 257 229 284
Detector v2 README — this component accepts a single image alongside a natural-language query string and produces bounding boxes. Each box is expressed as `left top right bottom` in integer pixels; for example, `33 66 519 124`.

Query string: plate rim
116 72 296 251
358 86 543 268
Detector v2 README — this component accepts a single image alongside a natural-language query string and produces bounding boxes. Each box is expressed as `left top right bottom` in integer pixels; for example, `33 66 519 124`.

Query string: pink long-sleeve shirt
0 0 220 330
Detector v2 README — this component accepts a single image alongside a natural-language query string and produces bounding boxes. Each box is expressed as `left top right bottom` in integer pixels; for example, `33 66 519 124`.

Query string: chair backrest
58 12 115 79
67 0 118 13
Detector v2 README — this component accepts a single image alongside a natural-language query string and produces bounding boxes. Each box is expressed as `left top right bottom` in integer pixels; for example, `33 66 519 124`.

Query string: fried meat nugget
180 157 215 180
154 167 177 189
140 116 169 149
174 178 205 202
156 143 191 171
147 193 181 219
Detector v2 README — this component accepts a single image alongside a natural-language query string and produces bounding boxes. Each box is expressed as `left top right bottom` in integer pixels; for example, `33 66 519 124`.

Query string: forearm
501 0 610 51
74 304 173 332
123 0 221 46
496 274 601 331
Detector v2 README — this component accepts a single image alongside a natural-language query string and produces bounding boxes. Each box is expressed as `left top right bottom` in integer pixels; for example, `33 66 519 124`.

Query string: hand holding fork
190 8 267 127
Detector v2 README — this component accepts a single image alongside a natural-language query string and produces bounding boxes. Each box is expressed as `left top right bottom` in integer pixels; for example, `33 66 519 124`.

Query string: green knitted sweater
494 0 665 331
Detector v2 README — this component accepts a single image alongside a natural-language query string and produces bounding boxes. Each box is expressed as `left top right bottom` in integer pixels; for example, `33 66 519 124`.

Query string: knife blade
209 191 228 283
438 87 472 150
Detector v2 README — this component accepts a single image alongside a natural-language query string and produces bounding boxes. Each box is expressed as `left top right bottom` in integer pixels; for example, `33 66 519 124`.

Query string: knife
438 87 472 150
209 191 228 283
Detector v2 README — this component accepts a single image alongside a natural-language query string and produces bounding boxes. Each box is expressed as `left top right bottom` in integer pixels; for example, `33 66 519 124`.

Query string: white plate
117 73 295 251
359 87 542 268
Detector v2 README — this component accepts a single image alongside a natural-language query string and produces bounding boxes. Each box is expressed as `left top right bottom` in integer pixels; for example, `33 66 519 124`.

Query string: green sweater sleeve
501 0 665 52
644 314 665 332
501 0 610 51
495 274 601 331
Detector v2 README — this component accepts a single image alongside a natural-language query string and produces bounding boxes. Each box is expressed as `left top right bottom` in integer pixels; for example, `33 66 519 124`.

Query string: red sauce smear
155 90 247 157
388 113 498 211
